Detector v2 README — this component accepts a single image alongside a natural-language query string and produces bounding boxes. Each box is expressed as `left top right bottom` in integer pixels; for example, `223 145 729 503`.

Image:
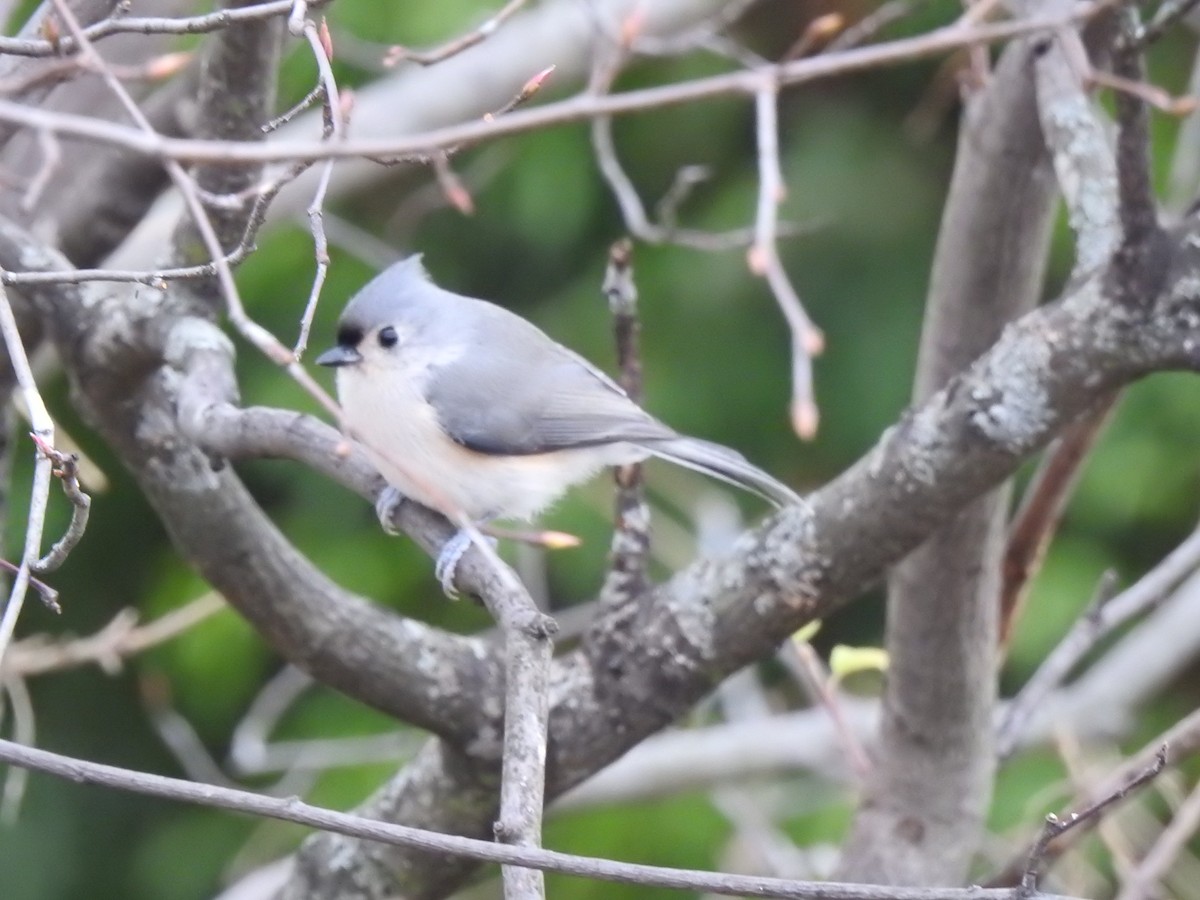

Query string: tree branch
838 21 1059 885
0 10 1100 169
0 736 1088 900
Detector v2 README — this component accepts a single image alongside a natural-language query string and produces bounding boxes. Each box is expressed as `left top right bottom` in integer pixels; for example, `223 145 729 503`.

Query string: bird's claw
374 486 405 535
434 528 498 599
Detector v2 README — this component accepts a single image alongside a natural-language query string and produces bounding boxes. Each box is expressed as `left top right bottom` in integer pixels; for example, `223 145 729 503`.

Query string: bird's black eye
377 325 398 348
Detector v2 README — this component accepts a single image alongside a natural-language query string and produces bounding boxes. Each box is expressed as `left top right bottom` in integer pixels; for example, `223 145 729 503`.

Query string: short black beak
315 345 363 367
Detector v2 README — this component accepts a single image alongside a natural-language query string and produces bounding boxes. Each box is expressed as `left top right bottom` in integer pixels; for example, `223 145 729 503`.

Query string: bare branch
990 707 1200 887
827 1 930 52
228 666 424 777
1133 0 1200 50
1019 747 1167 897
496 624 552 899
291 14 344 358
28 433 91 574
999 400 1117 651
749 78 821 440
0 10 1102 168
998 521 1200 758
1116 770 1200 900
1105 9 1170 307
0 559 57 612
588 40 759 251
598 239 651 610
838 19 1059 883
0 736 1089 900
385 0 529 67
2 593 224 678
1033 29 1119 273
0 280 56 667
0 674 33 822
778 638 872 779
0 0 330 58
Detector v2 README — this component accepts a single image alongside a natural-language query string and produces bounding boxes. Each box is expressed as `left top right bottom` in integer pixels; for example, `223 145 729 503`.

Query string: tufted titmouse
316 256 800 590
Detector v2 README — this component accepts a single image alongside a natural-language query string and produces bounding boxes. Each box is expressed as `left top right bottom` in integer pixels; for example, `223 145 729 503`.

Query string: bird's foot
374 486 405 535
434 528 497 599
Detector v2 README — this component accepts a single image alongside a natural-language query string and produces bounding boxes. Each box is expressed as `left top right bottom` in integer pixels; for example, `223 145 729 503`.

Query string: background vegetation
2 1 1199 898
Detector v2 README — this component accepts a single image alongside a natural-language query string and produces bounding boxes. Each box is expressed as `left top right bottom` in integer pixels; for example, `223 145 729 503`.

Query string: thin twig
28 433 91 574
0 282 55 669
0 11 1104 168
997 522 1200 758
827 1 928 52
1116 773 1200 900
588 40 761 250
0 737 1090 900
778 638 872 779
292 16 344 359
0 560 57 613
0 675 33 823
20 128 60 211
484 64 556 122
749 78 821 440
2 593 225 678
990 709 1200 887
0 1 332 57
46 0 343 430
430 152 474 213
1087 69 1197 117
0 50 192 99
385 0 529 66
262 85 322 134
999 400 1117 651
227 666 420 776
598 239 650 610
1133 0 1200 50
0 245 254 287
143 692 243 788
1054 731 1140 886
367 64 552 173
1019 747 1168 897
782 13 845 62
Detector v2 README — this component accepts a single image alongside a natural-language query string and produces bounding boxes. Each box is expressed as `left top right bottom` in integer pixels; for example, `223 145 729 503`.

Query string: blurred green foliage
3 2 1199 898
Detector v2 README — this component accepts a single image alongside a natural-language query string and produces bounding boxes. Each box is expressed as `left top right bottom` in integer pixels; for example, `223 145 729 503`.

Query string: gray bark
838 38 1058 884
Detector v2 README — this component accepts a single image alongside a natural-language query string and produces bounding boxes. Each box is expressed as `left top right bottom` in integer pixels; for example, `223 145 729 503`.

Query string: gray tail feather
642 438 801 508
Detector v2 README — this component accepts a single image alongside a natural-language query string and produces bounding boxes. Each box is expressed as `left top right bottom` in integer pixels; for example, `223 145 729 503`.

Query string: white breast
336 364 639 521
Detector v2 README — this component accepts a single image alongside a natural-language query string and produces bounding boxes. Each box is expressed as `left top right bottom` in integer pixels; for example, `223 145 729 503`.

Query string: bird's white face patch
349 322 463 395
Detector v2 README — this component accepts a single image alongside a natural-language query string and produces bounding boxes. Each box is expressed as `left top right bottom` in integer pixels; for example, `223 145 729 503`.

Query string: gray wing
425 316 676 456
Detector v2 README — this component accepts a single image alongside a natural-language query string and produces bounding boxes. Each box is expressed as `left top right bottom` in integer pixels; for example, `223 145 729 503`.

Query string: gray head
314 255 453 369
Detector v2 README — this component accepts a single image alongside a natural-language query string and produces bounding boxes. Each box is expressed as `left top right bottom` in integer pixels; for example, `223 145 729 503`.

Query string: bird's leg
374 487 497 597
434 525 497 598
374 486 406 535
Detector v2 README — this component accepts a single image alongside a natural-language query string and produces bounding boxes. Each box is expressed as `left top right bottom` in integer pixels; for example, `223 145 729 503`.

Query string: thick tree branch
1106 10 1171 308
838 27 1059 885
